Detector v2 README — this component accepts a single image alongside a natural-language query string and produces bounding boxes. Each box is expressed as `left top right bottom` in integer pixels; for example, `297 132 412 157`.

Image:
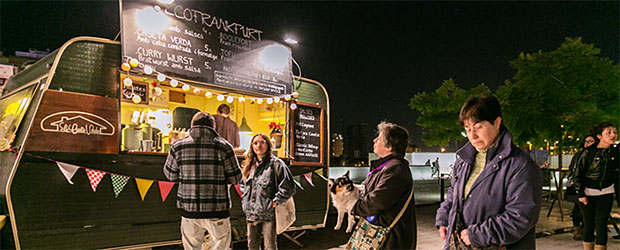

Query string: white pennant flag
56 162 80 184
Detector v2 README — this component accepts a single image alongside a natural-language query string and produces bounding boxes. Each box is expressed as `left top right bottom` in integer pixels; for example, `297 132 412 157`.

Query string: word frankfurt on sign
40 111 115 136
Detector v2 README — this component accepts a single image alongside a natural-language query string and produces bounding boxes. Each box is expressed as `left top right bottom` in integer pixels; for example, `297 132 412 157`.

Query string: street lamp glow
284 37 298 44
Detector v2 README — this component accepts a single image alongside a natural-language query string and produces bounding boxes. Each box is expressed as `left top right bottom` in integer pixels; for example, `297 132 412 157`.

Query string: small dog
329 171 363 233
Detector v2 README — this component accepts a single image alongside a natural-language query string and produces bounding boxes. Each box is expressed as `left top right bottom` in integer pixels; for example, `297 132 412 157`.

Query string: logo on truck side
40 111 115 136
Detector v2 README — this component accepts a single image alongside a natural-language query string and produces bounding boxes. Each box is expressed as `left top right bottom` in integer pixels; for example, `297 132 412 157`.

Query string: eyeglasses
585 140 595 143
252 140 267 146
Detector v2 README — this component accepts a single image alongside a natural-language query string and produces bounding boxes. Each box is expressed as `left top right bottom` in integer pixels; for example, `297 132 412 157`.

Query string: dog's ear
344 170 350 178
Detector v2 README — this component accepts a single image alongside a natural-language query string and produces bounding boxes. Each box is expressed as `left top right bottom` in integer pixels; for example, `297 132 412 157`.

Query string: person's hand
272 201 277 208
460 229 471 246
438 226 448 240
579 197 588 205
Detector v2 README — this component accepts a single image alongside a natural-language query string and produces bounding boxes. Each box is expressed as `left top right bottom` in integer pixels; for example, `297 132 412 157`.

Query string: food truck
0 35 330 249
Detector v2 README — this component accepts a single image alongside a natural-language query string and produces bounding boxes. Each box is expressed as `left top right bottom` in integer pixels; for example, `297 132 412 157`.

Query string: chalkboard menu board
120 0 292 96
290 102 323 166
121 81 148 104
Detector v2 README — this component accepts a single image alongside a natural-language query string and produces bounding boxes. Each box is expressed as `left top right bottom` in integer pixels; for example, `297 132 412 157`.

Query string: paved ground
241 178 620 250
266 201 620 250
163 178 620 249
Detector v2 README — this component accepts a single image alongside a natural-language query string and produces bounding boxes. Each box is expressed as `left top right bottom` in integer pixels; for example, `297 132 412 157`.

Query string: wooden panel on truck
25 90 119 154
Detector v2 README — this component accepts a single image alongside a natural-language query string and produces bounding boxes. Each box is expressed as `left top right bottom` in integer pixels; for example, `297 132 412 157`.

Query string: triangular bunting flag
135 178 154 201
158 181 175 202
111 174 130 198
303 172 315 187
234 184 242 197
293 175 304 190
85 168 106 192
314 168 327 181
56 162 80 184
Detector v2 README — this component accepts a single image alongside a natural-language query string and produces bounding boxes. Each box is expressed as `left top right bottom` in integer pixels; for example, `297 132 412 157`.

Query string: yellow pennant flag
135 178 154 201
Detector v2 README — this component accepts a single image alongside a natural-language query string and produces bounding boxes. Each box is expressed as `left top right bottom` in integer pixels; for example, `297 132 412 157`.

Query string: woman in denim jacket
241 133 296 250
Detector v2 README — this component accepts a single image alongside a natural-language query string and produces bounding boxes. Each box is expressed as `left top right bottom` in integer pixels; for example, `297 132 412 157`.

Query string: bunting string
6 148 326 202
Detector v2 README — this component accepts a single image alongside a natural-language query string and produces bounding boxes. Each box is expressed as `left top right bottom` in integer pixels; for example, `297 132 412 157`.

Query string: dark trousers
572 201 583 227
578 193 614 245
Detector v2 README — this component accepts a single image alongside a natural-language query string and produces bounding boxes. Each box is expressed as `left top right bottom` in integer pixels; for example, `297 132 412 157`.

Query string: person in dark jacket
240 133 296 250
351 121 417 249
436 95 542 250
573 122 619 250
163 112 242 250
566 134 597 240
214 104 240 148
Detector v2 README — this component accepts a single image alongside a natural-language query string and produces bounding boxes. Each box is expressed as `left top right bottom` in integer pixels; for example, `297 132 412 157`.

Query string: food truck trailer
0 36 330 249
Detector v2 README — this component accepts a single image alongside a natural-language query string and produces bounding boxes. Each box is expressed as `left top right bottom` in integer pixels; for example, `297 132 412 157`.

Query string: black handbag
564 185 578 202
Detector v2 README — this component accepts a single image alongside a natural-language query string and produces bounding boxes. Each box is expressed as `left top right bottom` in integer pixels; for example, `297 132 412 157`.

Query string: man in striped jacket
164 112 242 250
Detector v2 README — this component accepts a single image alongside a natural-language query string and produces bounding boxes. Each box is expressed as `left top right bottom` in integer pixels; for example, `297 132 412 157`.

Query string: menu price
291 103 323 165
120 0 292 96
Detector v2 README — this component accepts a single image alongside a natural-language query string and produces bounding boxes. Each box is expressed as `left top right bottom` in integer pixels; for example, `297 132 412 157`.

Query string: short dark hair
191 112 214 127
593 122 616 136
377 121 409 156
217 104 230 115
581 134 597 148
459 95 502 126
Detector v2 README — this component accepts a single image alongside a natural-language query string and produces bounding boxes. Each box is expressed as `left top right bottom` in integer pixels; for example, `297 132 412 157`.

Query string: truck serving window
0 85 36 150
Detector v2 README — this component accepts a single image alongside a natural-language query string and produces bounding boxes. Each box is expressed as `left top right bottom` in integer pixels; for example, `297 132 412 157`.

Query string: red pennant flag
234 184 242 197
85 168 106 192
304 172 315 187
158 181 176 202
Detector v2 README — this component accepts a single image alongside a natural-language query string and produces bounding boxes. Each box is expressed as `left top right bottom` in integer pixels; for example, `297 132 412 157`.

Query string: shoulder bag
274 164 296 235
346 187 414 250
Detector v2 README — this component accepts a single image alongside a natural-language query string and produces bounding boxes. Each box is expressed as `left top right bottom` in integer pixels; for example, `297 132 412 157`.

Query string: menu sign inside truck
120 0 292 96
291 102 323 166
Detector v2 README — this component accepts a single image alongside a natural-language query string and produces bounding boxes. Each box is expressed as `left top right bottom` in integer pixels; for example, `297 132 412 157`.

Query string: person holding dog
435 95 542 249
240 133 296 250
350 121 417 249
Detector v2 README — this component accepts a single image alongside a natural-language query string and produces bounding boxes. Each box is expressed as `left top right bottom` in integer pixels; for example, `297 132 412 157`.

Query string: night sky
1 1 618 150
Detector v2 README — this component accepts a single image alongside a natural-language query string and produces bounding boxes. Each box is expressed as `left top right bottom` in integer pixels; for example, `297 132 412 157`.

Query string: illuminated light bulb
132 95 142 103
266 98 273 104
274 97 281 103
157 73 166 81
121 63 131 71
153 87 163 97
129 58 139 68
193 88 201 95
217 95 225 102
226 96 234 103
239 97 246 103
290 103 297 110
284 95 291 101
170 79 178 87
144 66 153 75
123 78 133 87
182 84 190 91
291 92 299 98
256 99 264 104
205 91 213 98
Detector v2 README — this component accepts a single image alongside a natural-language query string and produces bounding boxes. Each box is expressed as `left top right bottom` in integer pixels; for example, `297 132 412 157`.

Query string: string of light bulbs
120 57 299 110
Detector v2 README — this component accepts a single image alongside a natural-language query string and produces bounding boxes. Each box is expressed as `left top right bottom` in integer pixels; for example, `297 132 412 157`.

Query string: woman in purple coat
436 95 542 249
